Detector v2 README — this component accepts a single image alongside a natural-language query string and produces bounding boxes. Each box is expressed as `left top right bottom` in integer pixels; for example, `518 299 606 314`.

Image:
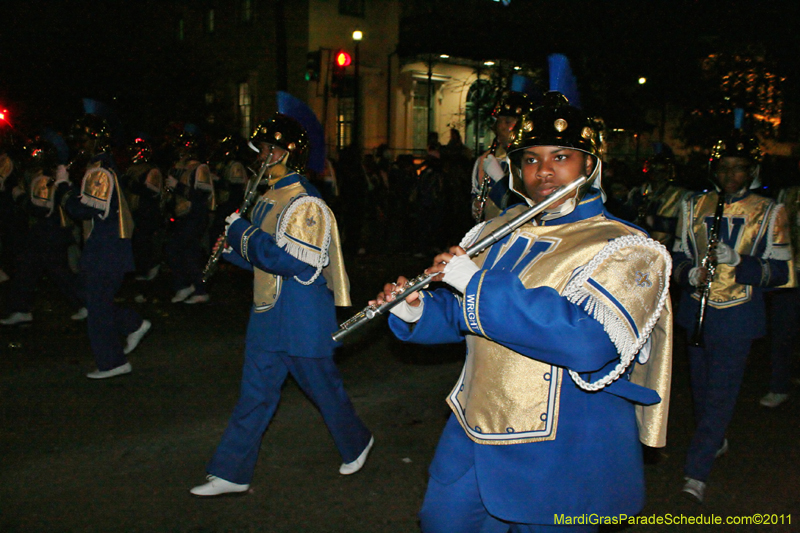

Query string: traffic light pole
353 40 361 151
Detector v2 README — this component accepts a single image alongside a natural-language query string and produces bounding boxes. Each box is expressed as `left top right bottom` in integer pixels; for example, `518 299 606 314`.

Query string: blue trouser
84 269 143 371
420 464 598 533
165 217 207 295
6 231 83 314
767 288 800 394
207 349 372 485
684 332 752 481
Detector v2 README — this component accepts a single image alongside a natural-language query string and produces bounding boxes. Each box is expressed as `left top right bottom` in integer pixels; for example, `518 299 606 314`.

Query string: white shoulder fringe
562 234 672 392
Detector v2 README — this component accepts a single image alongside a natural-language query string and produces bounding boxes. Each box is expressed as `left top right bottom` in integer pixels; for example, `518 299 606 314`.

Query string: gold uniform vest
678 191 795 307
447 208 672 446
778 186 800 277
242 180 350 313
80 165 134 239
173 161 215 216
125 164 163 212
651 185 689 245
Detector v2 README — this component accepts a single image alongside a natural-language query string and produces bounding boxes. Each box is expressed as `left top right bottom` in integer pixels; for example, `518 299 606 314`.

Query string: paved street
1 253 798 532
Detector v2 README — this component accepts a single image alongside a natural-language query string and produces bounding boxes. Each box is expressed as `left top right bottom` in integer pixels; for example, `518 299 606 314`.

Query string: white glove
715 242 741 266
389 299 424 323
688 267 705 287
54 165 69 186
442 254 480 294
224 211 241 236
165 176 178 189
482 154 506 182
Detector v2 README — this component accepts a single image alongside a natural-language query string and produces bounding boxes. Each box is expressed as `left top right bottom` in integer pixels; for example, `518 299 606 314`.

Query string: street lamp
353 30 362 151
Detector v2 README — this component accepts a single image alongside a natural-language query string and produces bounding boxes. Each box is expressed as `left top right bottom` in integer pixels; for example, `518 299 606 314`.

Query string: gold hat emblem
554 118 568 132
274 131 283 141
523 120 534 132
581 127 594 139
287 142 296 151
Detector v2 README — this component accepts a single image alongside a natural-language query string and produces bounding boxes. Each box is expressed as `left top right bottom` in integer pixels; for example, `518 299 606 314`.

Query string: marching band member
164 132 215 304
0 135 27 282
0 139 84 326
206 136 248 256
190 114 372 498
626 144 690 249
761 180 800 408
672 127 793 502
122 138 164 284
55 151 151 379
470 91 528 222
378 93 672 533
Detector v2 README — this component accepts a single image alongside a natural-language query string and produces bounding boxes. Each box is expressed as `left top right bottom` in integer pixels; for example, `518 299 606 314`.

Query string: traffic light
331 50 352 96
305 50 321 82
335 50 352 68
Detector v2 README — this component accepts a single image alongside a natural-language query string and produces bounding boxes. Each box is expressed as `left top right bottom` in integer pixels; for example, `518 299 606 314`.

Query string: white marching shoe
70 307 88 321
760 392 789 408
171 285 195 303
124 320 152 355
86 362 132 380
682 477 706 504
339 436 374 475
190 475 250 497
184 293 210 304
0 312 33 326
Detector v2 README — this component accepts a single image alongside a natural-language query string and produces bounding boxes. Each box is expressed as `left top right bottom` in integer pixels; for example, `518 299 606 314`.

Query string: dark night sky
2 0 799 138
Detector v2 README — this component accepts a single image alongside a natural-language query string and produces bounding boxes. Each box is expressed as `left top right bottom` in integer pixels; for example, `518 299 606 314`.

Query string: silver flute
332 176 588 342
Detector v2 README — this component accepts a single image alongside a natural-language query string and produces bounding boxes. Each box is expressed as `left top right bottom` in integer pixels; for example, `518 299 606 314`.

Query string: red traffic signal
335 51 352 68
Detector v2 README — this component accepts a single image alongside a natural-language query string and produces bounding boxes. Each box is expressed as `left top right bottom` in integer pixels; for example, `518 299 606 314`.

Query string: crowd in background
3 113 800 310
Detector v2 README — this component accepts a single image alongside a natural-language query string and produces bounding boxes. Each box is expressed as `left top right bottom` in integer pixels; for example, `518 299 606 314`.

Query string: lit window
337 98 354 150
239 83 252 139
177 18 184 41
208 9 215 33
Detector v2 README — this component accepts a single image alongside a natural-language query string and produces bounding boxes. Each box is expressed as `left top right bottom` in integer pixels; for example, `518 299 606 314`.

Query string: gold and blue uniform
164 160 214 296
765 186 800 396
390 193 672 528
205 172 371 484
3 171 83 317
673 189 792 482
57 156 145 371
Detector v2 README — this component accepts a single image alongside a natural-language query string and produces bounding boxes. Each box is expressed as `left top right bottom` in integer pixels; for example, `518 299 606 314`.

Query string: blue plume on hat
652 142 674 158
82 98 125 146
548 54 581 109
277 91 326 173
510 75 542 105
42 128 69 164
733 108 745 130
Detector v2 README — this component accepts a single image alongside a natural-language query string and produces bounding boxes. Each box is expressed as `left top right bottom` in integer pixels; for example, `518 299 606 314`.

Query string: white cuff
442 254 480 294
389 299 424 323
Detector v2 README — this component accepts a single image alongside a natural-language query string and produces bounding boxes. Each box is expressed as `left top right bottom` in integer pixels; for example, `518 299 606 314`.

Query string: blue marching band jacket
390 192 673 522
